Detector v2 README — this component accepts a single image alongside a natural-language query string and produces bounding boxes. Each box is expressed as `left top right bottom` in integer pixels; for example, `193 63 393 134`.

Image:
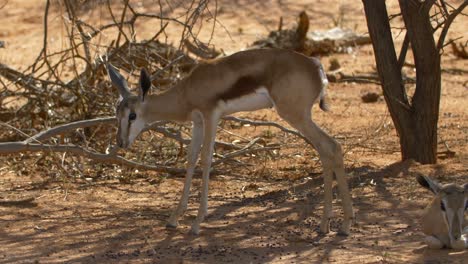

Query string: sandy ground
0 0 467 263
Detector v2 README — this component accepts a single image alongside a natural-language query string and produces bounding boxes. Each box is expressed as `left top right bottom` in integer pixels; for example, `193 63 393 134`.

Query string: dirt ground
1 0 467 263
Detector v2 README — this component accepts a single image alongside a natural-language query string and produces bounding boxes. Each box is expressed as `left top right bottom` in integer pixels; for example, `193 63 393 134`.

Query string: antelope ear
139 68 152 102
416 175 441 194
107 64 131 99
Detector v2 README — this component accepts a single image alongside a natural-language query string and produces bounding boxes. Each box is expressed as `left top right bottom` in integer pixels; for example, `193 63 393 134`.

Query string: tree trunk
399 0 441 164
362 0 441 164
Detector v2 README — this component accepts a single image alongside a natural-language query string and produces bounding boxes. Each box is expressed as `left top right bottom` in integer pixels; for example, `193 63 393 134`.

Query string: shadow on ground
1 161 466 263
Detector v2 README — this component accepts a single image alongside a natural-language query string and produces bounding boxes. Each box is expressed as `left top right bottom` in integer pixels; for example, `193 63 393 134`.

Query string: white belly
217 87 274 116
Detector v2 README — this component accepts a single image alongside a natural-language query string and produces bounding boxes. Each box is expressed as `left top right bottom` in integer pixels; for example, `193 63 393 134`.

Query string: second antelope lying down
107 48 354 235
417 175 467 249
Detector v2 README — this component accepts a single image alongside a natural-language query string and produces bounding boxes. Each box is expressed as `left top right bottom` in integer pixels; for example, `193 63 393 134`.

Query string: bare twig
24 117 116 144
150 55 187 81
212 138 280 166
436 0 468 50
222 116 312 145
0 142 185 174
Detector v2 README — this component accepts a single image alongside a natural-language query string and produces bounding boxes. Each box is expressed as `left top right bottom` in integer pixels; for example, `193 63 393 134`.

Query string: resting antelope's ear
139 68 152 102
107 64 131 99
416 175 441 194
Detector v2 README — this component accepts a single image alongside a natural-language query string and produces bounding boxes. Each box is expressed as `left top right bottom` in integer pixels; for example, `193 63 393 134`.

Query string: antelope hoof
166 220 179 229
337 227 350 236
338 219 352 236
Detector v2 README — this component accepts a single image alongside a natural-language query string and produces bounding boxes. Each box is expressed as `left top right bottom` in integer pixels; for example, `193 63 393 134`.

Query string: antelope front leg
167 113 204 228
190 113 219 235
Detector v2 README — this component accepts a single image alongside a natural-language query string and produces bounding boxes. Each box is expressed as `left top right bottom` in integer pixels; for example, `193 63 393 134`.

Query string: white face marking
127 118 145 146
442 195 466 246
118 106 146 148
218 87 274 116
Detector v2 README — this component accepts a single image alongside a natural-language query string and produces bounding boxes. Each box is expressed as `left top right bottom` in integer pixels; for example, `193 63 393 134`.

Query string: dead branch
212 137 280 166
326 70 416 85
148 122 238 150
223 116 312 145
251 11 371 55
0 115 242 174
0 141 185 174
16 116 237 149
0 113 308 174
24 117 116 144
0 197 36 207
31 0 51 73
183 39 221 59
450 40 468 59
436 0 468 50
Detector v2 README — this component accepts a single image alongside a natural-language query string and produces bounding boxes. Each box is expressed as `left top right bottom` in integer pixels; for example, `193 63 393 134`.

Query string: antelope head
107 64 152 148
417 175 468 249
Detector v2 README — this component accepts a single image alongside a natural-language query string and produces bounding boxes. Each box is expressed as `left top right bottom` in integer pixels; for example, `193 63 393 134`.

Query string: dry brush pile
0 0 328 183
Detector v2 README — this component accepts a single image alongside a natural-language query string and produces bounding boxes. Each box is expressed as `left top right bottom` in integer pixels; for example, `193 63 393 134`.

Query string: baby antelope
416 175 467 249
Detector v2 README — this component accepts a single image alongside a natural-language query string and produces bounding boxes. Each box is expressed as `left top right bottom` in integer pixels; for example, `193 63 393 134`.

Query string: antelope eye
440 202 446 211
129 112 137 121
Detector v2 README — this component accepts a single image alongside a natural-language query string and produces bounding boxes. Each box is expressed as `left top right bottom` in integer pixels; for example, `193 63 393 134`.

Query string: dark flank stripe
218 75 264 101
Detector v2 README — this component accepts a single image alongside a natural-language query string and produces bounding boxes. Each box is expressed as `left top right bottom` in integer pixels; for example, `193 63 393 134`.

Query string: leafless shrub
0 0 312 181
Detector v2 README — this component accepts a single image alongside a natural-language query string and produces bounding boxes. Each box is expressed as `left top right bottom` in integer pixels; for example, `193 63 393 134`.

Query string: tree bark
399 0 441 163
362 0 441 164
